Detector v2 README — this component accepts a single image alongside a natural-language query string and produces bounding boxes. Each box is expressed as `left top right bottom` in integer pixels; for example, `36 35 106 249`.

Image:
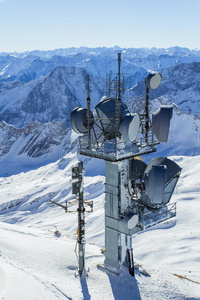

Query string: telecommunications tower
70 53 181 274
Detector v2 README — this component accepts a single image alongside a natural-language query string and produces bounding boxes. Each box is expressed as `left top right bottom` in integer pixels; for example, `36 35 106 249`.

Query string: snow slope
0 46 200 299
0 152 200 299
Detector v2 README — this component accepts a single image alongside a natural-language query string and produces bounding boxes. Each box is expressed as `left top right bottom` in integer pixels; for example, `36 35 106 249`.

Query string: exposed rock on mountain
1 46 200 85
0 52 148 85
0 120 73 175
0 121 70 158
0 55 39 80
0 47 199 167
0 66 106 128
131 62 200 117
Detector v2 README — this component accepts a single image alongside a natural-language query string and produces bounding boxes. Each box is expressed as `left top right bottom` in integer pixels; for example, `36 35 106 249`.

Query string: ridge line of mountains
0 46 199 175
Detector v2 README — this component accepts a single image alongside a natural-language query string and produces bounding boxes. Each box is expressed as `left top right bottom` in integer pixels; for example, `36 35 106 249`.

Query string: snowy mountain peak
0 66 106 128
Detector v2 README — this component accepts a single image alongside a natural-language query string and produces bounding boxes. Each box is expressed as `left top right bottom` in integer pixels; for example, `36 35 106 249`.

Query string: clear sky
0 0 199 53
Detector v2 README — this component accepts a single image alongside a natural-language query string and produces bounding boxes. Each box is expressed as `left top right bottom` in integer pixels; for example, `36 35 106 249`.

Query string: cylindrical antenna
87 74 91 149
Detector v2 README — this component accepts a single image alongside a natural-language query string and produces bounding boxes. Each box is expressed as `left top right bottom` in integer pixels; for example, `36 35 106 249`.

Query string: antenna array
70 53 181 275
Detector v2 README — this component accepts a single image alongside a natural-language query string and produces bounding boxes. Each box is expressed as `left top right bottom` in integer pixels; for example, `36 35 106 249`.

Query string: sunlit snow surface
0 154 200 299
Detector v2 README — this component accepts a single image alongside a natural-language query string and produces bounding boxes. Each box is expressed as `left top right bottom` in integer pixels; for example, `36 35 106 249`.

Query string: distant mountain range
1 47 200 300
1 46 200 84
0 46 199 171
0 66 105 128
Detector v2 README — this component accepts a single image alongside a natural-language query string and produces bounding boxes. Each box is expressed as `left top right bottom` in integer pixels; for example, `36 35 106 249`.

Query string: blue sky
0 0 199 52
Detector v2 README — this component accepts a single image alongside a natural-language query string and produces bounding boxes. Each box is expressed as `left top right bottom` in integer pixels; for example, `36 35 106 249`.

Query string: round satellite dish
70 107 94 134
95 97 129 139
146 73 162 90
127 214 138 230
119 113 140 142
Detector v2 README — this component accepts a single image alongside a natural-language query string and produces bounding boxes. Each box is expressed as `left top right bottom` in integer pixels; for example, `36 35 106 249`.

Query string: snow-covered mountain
1 51 200 128
0 54 39 80
0 52 148 86
0 53 199 170
131 61 200 117
0 94 199 177
0 66 106 128
0 46 200 299
1 45 200 60
0 121 74 176
1 46 200 85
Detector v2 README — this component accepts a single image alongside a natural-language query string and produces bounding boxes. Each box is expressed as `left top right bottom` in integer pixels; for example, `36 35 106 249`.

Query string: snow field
0 155 200 299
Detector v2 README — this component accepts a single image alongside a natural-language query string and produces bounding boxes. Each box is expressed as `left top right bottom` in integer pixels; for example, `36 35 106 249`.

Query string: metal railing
140 202 177 229
78 135 157 162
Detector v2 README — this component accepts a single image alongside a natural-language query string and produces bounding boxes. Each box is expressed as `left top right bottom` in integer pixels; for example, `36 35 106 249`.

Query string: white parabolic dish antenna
127 214 139 230
119 113 140 142
146 73 162 90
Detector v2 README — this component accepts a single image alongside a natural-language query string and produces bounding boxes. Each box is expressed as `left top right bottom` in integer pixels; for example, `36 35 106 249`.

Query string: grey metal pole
108 75 111 97
145 86 150 143
77 161 85 276
104 160 121 268
118 52 121 103
115 52 121 138
87 74 91 149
